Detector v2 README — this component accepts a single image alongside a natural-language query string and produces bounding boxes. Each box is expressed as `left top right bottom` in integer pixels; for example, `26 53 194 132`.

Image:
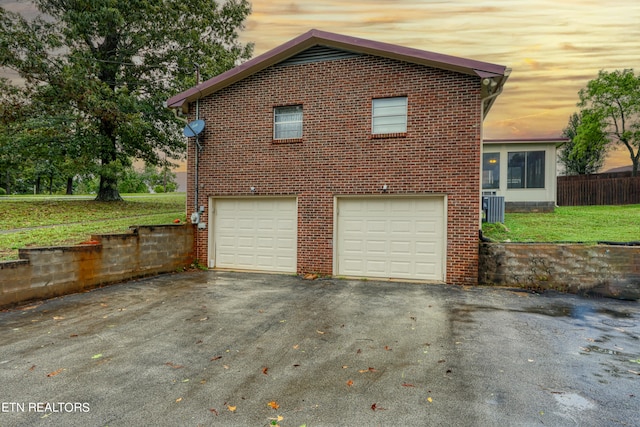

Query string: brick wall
0 225 195 308
187 55 482 284
479 242 640 300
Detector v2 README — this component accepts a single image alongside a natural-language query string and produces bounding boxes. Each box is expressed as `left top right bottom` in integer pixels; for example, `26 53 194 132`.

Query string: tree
0 0 253 200
576 69 640 176
559 111 607 175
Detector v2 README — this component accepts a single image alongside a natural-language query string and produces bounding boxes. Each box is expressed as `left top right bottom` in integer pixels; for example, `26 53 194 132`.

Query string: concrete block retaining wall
0 225 195 308
479 242 640 300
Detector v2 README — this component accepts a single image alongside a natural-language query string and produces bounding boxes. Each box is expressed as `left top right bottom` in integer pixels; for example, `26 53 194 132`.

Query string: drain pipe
194 99 200 217
194 65 201 220
479 70 511 227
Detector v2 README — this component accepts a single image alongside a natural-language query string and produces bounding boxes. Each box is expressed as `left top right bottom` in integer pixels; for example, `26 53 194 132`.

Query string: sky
2 0 639 170
237 0 640 170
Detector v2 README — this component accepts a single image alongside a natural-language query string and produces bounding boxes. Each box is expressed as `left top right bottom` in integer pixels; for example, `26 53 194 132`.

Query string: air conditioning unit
482 195 505 223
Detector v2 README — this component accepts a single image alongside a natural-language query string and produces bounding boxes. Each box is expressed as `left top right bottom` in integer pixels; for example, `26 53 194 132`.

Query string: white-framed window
274 105 303 139
372 96 407 134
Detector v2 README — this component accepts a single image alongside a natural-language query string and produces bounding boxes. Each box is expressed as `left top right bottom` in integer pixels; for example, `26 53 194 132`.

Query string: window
274 105 303 139
482 153 500 189
507 151 545 189
372 97 407 134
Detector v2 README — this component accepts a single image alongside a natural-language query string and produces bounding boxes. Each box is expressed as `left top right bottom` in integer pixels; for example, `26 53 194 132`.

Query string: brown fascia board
166 29 508 111
484 137 570 147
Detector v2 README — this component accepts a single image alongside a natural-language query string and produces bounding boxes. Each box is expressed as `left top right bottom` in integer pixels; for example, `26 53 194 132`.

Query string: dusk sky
2 0 639 169
238 0 640 169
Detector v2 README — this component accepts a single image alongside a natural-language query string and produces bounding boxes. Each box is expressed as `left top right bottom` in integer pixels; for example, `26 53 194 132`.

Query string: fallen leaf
29 365 36 371
47 368 64 377
211 356 222 361
359 367 377 373
209 408 218 415
293 364 301 367
53 316 64 320
371 403 377 411
262 367 269 375
629 359 640 364
293 344 300 350
317 330 325 335
402 382 415 387
356 349 362 354
427 397 433 403
277 415 284 421
304 273 318 280
165 362 184 369
70 334 78 338
342 365 349 369
227 405 236 412
196 340 203 344
437 359 445 363
176 397 182 403
267 401 279 410
384 345 392 351
223 365 230 369
346 379 354 387
446 369 452 374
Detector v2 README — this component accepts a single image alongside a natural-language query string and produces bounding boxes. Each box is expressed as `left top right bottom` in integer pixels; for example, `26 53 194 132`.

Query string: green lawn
1 196 638 262
0 193 186 261
482 205 640 243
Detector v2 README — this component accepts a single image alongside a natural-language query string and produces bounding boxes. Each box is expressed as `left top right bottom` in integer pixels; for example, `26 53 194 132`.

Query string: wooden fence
557 171 640 206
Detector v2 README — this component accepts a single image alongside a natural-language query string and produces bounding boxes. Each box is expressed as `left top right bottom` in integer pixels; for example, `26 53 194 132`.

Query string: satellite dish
183 119 205 137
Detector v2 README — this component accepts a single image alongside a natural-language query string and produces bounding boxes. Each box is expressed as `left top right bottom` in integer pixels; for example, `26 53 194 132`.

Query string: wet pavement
0 271 638 426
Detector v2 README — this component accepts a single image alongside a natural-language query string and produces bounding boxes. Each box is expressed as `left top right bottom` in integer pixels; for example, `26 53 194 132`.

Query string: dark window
507 151 545 189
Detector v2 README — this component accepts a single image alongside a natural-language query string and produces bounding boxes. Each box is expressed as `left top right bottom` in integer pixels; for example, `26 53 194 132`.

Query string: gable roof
166 29 510 116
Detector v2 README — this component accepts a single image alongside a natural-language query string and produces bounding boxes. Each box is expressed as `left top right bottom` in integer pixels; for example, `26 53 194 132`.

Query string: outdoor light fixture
382 184 388 192
250 186 256 193
482 78 498 88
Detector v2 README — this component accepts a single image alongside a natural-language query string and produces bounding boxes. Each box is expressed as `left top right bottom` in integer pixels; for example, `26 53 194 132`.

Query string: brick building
166 29 509 284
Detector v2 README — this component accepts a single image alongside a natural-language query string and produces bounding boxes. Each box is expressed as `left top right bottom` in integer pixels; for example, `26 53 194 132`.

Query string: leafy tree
560 111 607 175
0 0 252 200
576 69 640 176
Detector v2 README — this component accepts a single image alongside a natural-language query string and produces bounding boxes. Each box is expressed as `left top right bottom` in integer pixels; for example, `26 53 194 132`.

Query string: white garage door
336 197 445 281
212 198 297 273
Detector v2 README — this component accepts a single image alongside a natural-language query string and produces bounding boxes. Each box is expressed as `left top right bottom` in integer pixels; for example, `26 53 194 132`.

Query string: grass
482 204 640 243
1 195 638 261
0 193 186 261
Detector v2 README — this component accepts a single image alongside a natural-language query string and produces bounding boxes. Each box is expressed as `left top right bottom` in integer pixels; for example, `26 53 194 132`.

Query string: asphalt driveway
0 272 638 426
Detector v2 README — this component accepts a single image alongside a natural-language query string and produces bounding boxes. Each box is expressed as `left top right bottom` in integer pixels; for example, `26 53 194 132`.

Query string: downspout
478 73 509 228
194 65 201 217
194 98 200 216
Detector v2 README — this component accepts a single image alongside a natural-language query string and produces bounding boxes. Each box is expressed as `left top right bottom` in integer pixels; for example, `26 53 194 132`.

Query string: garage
211 198 297 273
335 197 446 281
